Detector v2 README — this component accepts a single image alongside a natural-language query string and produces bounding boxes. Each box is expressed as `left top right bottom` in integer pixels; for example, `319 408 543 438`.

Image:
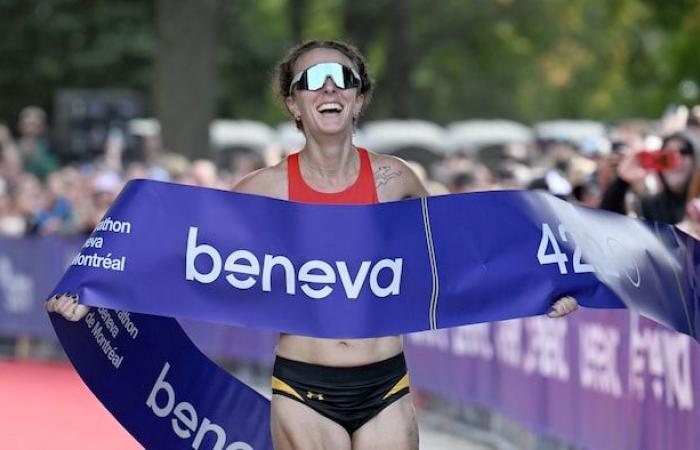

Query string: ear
353 93 365 117
285 96 300 120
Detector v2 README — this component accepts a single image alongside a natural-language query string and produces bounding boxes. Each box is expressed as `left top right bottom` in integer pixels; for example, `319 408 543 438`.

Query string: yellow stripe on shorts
383 373 410 400
271 376 305 402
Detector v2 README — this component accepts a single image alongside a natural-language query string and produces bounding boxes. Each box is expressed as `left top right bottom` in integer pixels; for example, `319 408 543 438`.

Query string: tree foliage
1 0 699 139
0 0 155 126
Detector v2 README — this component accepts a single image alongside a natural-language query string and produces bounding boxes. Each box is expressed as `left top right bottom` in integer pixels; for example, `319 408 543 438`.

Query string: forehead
293 48 355 74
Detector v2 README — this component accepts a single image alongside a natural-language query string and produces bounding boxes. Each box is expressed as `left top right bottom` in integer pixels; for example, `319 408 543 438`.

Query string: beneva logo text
147 361 253 450
185 226 403 299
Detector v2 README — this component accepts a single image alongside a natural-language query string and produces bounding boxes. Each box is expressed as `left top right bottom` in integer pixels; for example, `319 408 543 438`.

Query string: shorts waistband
273 352 406 383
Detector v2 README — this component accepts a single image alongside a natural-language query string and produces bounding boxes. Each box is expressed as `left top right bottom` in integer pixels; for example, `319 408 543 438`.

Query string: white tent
534 120 606 144
127 118 275 154
446 120 534 154
209 119 275 153
275 121 306 154
360 120 449 154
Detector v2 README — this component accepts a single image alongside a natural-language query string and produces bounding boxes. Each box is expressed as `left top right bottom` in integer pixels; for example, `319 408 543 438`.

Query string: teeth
317 103 343 112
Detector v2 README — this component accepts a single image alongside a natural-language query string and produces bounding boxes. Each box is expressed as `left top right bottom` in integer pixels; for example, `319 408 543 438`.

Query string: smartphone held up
637 149 680 171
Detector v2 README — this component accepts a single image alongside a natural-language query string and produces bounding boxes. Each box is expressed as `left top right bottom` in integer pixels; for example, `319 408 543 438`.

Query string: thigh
351 395 418 450
271 394 352 450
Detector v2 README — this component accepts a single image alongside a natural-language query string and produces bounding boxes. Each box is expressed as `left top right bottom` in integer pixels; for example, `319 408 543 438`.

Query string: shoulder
232 158 288 200
366 150 429 202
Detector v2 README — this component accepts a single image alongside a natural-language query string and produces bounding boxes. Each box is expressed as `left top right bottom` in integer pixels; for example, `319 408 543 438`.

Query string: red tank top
287 148 379 204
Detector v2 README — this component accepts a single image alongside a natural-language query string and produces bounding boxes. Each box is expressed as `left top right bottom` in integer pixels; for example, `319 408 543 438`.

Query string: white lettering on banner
70 216 130 272
0 256 34 313
299 260 335 299
337 261 371 299
84 308 140 369
95 216 132 234
536 223 641 287
261 255 295 293
71 253 126 272
117 310 139 339
537 223 569 274
185 226 402 300
451 324 494 360
523 317 570 381
84 311 124 369
579 322 622 397
146 362 254 450
82 236 104 249
629 314 694 410
224 250 259 289
98 307 119 338
495 320 523 368
406 329 450 351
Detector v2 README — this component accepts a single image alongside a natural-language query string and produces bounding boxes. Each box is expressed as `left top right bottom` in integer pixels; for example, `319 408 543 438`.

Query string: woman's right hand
617 147 647 185
46 294 90 322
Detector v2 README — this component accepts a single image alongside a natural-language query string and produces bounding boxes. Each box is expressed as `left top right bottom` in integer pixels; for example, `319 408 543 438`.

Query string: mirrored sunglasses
289 62 361 96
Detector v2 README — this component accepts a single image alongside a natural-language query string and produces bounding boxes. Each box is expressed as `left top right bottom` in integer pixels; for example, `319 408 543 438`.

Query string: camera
637 149 679 171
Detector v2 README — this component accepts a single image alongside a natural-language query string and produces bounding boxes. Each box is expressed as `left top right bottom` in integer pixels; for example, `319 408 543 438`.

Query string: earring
294 115 301 122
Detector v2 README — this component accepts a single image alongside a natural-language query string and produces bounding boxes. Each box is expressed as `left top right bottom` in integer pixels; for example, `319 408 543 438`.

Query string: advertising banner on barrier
0 237 80 337
405 311 699 450
155 315 700 450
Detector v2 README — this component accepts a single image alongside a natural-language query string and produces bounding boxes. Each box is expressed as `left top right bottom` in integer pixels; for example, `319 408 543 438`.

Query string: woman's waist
275 334 403 367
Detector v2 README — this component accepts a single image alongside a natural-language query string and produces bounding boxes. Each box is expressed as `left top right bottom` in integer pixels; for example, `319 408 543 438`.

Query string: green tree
155 0 220 159
218 0 291 124
0 0 155 127
2 0 700 140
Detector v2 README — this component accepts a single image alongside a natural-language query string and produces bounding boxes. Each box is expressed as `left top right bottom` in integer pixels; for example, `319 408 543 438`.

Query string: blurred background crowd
1 103 700 240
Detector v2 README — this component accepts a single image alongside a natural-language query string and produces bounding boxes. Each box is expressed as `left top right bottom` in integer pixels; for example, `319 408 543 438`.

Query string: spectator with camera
600 132 700 223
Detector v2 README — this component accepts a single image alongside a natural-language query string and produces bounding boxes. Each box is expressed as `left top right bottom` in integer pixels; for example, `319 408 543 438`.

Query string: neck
299 135 358 183
299 142 360 186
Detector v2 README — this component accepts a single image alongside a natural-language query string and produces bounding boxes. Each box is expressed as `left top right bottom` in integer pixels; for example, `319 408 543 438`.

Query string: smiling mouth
317 103 343 114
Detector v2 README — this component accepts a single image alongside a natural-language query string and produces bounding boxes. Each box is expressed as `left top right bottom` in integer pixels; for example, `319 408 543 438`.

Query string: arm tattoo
374 165 402 189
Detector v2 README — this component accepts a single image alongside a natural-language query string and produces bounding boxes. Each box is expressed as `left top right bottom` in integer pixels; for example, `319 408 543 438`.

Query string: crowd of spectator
0 106 270 239
1 104 700 243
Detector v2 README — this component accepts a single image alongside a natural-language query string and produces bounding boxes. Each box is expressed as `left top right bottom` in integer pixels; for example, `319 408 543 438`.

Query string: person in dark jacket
600 132 700 223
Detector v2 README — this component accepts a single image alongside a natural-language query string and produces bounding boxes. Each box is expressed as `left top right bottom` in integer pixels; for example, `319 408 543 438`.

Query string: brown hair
274 40 373 129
